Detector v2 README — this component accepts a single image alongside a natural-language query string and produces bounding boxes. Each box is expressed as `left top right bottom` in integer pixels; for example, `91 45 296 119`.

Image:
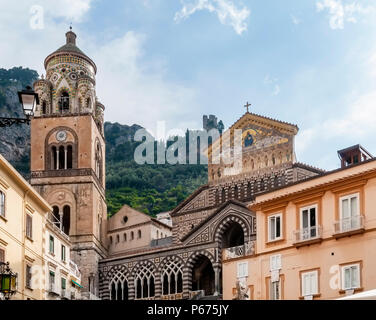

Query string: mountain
0 67 208 217
0 67 39 177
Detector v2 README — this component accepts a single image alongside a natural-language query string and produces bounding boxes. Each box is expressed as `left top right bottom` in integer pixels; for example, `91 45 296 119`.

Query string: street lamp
0 262 18 300
0 85 39 127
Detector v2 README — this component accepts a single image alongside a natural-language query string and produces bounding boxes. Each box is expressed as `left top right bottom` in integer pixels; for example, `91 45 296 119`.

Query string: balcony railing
222 241 255 261
334 215 365 235
49 283 59 295
293 225 322 244
69 260 81 278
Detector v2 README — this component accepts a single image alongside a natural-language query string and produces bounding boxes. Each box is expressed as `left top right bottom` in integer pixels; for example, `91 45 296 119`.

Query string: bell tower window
58 91 70 113
50 144 74 170
42 101 47 115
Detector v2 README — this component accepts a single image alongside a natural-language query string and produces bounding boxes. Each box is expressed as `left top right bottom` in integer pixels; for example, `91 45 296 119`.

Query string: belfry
30 29 107 299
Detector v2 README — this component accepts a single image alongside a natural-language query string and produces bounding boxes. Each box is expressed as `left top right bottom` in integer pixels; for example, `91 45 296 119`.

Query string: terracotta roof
293 162 326 174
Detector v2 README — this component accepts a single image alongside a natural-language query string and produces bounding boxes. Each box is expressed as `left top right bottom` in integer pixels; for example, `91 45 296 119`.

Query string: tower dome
44 29 97 74
35 29 103 116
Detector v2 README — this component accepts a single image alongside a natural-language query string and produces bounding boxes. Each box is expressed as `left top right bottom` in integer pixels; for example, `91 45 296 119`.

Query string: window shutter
351 266 359 288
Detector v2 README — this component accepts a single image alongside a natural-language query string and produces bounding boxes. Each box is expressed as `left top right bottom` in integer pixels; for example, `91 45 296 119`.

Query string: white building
156 211 172 227
44 215 82 300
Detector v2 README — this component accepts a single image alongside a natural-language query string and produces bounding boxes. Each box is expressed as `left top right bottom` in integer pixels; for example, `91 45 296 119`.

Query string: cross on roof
244 101 251 113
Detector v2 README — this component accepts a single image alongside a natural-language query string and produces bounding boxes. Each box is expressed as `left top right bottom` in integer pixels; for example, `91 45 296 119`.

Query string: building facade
0 154 51 300
222 145 376 300
98 111 323 300
30 29 107 299
44 216 82 300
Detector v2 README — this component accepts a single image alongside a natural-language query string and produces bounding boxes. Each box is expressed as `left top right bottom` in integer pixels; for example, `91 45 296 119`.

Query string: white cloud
264 74 281 96
93 32 200 131
290 14 301 25
316 0 376 29
174 0 250 35
296 90 376 157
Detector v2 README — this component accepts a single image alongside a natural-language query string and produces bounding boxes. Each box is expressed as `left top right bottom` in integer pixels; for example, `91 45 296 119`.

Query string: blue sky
1 0 376 170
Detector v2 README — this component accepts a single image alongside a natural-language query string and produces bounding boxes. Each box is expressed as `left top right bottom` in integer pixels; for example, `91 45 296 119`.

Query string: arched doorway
221 221 244 249
191 255 215 296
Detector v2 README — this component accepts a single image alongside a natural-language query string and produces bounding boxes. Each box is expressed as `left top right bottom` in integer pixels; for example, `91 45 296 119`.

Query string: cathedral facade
98 111 324 300
30 30 107 299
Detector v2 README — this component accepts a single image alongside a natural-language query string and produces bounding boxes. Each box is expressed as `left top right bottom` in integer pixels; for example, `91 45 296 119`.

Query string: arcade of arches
103 214 249 300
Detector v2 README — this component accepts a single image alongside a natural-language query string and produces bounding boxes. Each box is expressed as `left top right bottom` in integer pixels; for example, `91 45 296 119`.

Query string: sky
1 0 376 170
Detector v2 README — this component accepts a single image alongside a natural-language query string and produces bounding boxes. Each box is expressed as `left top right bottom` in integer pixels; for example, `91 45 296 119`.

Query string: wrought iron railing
334 215 364 234
293 225 322 243
222 241 255 260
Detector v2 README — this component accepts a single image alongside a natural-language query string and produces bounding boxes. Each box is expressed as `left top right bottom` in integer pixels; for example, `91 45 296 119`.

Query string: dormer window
58 91 70 113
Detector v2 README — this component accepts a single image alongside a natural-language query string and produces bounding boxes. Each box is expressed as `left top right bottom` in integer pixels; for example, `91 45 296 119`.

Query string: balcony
333 215 365 239
222 241 255 261
69 260 81 278
61 289 69 300
293 226 323 248
48 283 60 296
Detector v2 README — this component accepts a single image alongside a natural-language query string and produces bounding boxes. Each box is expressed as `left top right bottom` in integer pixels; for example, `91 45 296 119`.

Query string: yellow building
0 154 51 300
222 145 376 300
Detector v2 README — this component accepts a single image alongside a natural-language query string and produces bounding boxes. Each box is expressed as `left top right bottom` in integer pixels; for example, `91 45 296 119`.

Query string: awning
71 280 83 288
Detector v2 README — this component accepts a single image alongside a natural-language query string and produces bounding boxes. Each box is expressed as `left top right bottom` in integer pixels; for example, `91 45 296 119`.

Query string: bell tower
30 29 107 299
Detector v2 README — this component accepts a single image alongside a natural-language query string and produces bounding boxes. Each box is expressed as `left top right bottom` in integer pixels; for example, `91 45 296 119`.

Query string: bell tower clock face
56 130 67 142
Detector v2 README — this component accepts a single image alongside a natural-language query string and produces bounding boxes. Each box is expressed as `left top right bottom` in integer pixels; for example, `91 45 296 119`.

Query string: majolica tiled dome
44 29 97 74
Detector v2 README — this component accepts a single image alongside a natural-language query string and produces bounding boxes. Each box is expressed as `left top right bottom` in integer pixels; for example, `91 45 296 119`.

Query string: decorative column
64 147 67 170
154 270 162 299
128 274 135 300
213 263 221 296
183 266 191 299
56 149 60 170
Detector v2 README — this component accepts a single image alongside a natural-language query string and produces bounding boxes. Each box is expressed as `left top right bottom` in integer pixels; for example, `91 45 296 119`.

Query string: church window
234 185 239 200
221 188 226 203
50 144 74 170
124 233 127 242
264 156 268 167
58 91 70 113
58 146 65 169
67 145 73 169
109 236 113 245
116 234 120 243
109 270 128 300
162 260 183 296
95 143 103 183
272 155 276 165
62 205 70 235
42 101 47 115
86 97 91 110
131 231 134 240
251 159 255 170
135 264 155 299
138 230 142 239
286 152 291 162
247 182 252 199
52 206 61 229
